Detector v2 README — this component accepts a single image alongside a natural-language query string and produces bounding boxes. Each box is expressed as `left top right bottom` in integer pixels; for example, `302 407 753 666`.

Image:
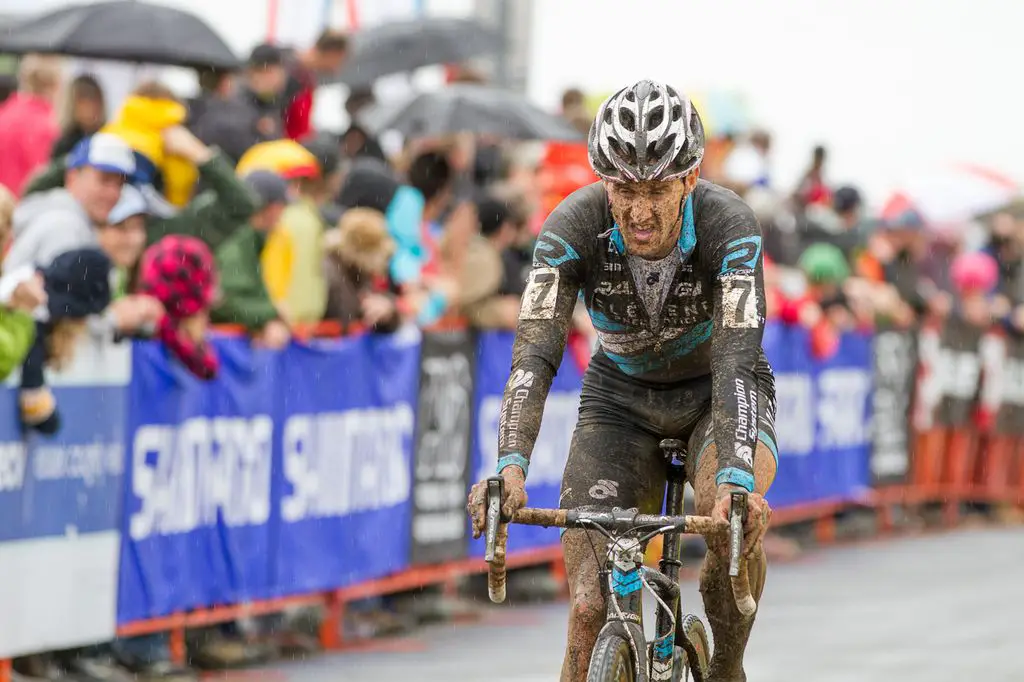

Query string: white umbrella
901 163 1019 228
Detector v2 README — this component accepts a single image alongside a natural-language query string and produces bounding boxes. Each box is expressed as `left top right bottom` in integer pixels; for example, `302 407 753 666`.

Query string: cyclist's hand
467 465 528 539
711 483 772 558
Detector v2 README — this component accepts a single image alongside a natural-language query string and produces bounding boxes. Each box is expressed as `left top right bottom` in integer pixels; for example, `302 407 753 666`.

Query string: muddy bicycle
483 439 755 682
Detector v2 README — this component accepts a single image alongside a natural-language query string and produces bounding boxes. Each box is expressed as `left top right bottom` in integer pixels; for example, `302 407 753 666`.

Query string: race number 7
721 275 758 329
520 267 561 320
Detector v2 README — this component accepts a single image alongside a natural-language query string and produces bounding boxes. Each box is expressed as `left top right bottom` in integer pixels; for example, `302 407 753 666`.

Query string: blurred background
0 0 1020 681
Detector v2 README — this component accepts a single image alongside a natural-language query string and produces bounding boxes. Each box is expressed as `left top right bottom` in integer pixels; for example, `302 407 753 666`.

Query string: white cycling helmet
588 80 705 183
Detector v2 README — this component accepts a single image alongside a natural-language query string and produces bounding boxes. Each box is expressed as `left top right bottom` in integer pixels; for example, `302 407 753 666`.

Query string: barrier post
319 591 343 650
0 657 11 682
169 625 186 666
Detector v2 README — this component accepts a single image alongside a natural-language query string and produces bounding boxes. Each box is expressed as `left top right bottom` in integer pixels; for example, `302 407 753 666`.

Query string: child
138 235 219 379
16 248 114 433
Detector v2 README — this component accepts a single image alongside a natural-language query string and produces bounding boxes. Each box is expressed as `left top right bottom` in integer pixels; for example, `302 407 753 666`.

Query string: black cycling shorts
558 353 777 515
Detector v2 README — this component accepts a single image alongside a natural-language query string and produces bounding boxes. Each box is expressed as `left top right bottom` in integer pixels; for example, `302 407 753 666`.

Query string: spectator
793 144 831 208
242 44 288 141
5 133 134 272
281 30 350 141
0 263 46 380
561 86 586 119
0 54 62 196
18 248 114 434
102 81 197 207
187 67 265 165
341 86 385 162
458 194 522 329
27 125 259 256
322 207 399 332
267 136 340 324
138 236 220 379
51 74 107 160
722 129 771 192
100 184 151 293
782 243 855 358
211 170 291 349
560 87 590 136
800 184 867 260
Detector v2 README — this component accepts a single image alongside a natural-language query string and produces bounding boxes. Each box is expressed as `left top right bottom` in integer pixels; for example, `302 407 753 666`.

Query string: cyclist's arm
496 200 589 477
706 202 767 493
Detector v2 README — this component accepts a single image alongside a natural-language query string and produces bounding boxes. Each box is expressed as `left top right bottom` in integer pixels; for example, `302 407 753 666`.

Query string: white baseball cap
67 133 136 177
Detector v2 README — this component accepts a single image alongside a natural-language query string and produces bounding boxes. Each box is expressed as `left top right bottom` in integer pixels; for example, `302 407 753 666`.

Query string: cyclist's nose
629 198 655 223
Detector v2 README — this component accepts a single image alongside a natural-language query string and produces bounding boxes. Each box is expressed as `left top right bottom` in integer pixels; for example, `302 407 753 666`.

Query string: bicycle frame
593 453 689 681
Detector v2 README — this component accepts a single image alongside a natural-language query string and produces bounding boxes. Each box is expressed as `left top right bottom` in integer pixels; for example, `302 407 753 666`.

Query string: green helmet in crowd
798 243 850 284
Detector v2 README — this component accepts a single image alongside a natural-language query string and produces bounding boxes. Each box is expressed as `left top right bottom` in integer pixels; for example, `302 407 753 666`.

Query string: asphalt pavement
238 526 1023 681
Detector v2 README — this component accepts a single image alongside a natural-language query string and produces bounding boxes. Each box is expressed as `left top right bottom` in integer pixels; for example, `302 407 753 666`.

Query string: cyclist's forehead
610 180 678 197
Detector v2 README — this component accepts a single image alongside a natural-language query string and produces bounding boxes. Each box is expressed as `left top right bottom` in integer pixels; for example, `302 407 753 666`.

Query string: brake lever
484 475 504 563
728 490 748 578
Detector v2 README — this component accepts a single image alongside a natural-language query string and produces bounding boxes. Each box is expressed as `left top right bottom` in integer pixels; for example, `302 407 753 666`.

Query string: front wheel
588 633 636 682
677 614 710 681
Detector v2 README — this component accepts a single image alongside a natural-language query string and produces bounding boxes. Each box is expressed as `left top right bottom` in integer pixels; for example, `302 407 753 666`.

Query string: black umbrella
332 17 501 86
363 85 584 142
0 1 238 70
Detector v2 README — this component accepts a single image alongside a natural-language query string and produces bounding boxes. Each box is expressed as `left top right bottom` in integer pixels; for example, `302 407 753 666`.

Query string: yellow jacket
263 198 327 324
102 96 197 207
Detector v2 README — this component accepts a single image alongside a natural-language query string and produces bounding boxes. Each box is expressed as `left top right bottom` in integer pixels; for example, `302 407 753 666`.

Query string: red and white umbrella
900 163 1019 228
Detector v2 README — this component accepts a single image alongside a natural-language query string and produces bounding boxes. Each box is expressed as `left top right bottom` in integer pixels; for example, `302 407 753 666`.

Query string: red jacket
283 64 315 141
0 94 59 196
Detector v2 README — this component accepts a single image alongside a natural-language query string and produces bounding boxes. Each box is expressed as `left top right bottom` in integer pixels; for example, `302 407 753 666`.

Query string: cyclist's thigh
685 359 778 511
560 419 666 515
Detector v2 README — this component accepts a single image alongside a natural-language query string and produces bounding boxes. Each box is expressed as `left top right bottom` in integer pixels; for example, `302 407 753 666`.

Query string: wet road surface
258 527 1022 681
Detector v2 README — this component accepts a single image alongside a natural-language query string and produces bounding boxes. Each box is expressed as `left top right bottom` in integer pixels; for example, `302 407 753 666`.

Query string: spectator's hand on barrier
712 483 771 559
9 273 46 312
467 465 527 539
256 319 291 350
110 295 165 333
361 293 396 327
162 125 213 164
181 312 209 344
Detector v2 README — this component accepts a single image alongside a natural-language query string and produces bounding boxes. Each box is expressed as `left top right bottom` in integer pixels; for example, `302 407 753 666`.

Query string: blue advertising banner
119 338 277 623
0 339 129 657
469 332 583 557
118 334 418 624
275 334 418 594
766 326 873 507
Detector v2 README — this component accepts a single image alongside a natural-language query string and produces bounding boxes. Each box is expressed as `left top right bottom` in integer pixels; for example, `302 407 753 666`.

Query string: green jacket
211 227 278 331
0 308 36 381
24 152 258 254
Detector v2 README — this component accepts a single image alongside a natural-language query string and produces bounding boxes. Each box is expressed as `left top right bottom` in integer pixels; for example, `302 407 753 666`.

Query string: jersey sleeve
704 198 767 492
496 194 590 476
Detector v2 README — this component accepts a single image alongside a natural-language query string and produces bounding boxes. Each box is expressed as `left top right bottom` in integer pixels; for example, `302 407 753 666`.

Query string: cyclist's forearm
710 348 760 492
496 352 557 474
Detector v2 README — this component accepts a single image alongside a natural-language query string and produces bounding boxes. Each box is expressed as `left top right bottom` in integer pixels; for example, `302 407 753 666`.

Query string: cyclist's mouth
630 228 655 243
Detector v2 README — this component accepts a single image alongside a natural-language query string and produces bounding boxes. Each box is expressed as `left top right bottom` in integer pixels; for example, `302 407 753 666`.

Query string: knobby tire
588 632 636 682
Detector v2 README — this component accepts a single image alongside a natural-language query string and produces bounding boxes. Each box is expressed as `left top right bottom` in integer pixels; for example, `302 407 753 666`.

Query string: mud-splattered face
605 173 697 259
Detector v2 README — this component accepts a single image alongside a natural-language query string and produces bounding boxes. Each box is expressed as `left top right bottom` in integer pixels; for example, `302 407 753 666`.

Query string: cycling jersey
498 179 768 491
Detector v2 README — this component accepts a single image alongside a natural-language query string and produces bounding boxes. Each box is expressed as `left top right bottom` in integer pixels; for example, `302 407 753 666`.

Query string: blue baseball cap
67 133 136 177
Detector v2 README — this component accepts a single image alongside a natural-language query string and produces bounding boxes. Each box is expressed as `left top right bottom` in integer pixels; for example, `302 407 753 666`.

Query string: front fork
650 461 687 680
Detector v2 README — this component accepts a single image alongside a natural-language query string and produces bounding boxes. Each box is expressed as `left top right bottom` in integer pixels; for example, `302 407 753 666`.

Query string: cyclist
468 80 777 682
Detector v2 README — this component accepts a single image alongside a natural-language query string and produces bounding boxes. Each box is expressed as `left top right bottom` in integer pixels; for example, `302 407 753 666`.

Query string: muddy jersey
498 180 768 491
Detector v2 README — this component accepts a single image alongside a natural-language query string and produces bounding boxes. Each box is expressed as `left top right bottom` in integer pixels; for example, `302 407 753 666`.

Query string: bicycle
483 438 756 682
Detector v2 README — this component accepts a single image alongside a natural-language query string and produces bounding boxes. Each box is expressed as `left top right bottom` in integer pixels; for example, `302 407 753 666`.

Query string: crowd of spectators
0 30 1020 682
